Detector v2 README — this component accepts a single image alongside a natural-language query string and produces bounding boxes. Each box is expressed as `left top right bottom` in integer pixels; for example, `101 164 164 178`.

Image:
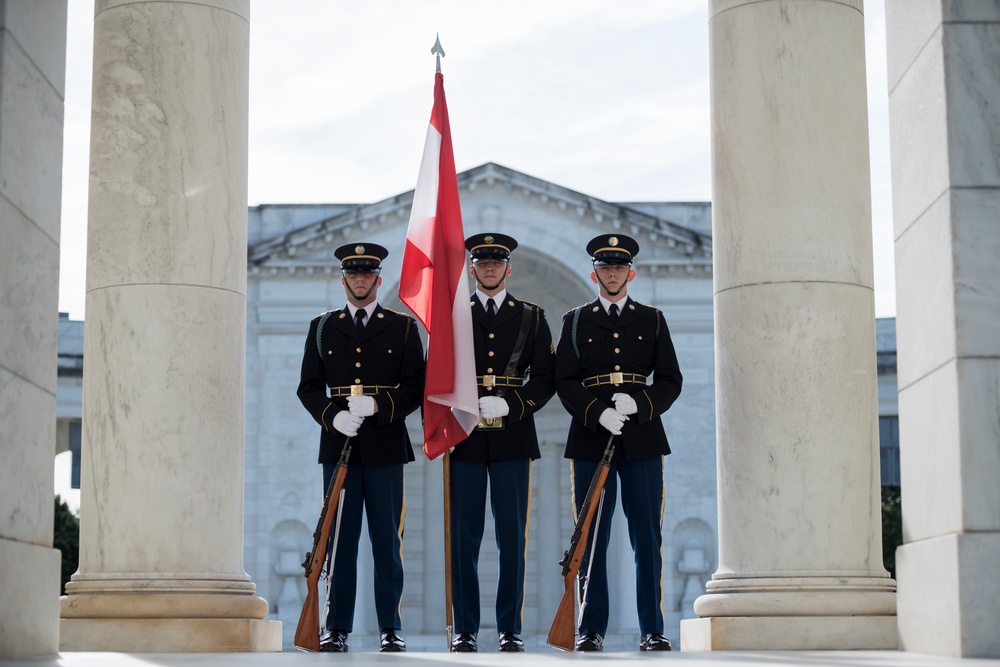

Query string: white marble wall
682 0 896 650
0 0 67 658
59 0 279 652
886 0 1000 658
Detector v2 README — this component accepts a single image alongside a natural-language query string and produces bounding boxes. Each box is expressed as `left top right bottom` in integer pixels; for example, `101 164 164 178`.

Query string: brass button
355 378 361 383
613 333 619 338
387 349 392 354
487 368 493 373
638 336 643 340
488 351 494 357
356 347 361 353
327 351 332 355
488 333 495 339
355 362 361 368
614 365 621 371
615 348 620 354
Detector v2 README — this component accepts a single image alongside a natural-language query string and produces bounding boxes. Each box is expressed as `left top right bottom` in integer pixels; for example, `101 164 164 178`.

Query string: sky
58 1 896 324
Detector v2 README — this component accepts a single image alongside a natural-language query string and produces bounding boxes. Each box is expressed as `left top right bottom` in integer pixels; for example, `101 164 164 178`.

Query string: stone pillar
0 0 67 659
681 0 896 650
885 1 1000 658
59 0 280 651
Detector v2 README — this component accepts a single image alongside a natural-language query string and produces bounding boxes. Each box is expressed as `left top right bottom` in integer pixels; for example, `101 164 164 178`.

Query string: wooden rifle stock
293 440 352 652
546 435 615 651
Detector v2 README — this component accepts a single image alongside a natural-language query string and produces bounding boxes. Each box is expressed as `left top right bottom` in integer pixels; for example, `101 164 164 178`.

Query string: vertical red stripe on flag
399 72 479 459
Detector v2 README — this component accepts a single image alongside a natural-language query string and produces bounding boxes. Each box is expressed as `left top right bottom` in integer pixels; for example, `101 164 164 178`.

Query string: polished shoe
575 632 603 652
319 628 348 653
498 631 524 652
451 631 478 652
379 628 406 652
639 633 672 651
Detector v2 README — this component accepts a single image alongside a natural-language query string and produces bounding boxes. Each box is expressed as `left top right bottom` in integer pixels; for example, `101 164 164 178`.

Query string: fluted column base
680 616 898 651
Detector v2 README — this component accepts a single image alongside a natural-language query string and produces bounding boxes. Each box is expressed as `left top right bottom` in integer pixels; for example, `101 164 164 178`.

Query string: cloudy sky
58 0 895 321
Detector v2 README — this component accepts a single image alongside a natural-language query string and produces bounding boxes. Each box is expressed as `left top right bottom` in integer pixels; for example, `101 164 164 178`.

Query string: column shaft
681 0 895 650
59 0 279 651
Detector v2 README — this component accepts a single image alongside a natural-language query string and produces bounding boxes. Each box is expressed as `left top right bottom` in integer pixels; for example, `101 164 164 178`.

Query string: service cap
335 242 388 271
465 232 518 263
586 234 639 265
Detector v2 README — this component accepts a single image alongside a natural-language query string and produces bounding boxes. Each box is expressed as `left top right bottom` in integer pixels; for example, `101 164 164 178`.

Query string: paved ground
3 651 1000 667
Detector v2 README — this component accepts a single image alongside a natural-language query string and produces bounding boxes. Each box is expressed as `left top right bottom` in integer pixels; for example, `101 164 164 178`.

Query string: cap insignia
609 237 619 247
484 235 494 244
355 245 365 254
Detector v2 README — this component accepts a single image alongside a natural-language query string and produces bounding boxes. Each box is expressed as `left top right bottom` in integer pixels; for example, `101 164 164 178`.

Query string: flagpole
430 32 455 651
443 450 454 650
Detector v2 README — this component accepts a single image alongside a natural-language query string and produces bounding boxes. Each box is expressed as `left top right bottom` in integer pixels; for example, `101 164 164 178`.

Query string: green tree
54 495 80 595
881 486 902 579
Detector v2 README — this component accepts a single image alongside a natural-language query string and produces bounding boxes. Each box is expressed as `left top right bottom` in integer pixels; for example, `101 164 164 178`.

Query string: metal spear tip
431 33 445 58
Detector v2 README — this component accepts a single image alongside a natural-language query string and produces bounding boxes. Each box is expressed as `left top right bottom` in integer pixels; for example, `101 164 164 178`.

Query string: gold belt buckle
350 384 364 396
610 372 624 386
482 374 496 389
478 415 504 430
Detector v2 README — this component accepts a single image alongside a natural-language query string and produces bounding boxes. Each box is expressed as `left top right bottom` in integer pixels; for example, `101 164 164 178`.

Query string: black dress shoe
319 628 349 653
639 633 672 651
451 631 478 652
575 632 603 652
498 631 524 652
379 628 406 652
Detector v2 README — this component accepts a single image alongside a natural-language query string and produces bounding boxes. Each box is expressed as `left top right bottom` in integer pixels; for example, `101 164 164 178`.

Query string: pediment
248 162 712 280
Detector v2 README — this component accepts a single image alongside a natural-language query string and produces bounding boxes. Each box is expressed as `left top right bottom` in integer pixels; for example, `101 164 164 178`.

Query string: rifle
293 439 352 652
546 434 615 651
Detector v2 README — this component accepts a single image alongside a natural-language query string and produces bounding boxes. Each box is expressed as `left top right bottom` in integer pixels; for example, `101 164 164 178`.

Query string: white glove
347 395 376 417
478 396 510 420
599 408 628 435
333 410 364 437
612 392 638 416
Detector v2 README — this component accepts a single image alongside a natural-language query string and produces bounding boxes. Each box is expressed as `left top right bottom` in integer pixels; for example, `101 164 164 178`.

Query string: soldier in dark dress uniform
449 233 556 653
297 242 425 653
554 234 683 652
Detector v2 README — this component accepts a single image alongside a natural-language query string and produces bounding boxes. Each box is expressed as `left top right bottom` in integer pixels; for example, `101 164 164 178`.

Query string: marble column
885 1 1000 658
681 0 896 650
59 0 280 651
0 0 67 658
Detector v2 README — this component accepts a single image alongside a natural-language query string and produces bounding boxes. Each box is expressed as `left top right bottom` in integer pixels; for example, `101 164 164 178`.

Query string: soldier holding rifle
449 233 556 653
553 234 683 652
297 242 425 652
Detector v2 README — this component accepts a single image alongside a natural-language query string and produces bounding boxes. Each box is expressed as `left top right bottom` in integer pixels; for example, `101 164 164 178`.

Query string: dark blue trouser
322 462 405 633
450 457 531 635
572 455 665 637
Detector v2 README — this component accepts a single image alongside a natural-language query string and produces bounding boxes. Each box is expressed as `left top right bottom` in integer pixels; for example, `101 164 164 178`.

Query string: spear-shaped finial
431 33 445 73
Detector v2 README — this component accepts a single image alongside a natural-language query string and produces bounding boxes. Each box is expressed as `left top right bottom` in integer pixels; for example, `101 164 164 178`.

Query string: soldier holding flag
448 233 556 652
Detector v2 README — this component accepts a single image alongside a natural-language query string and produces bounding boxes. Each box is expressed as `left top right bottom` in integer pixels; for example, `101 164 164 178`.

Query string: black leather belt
329 384 393 397
582 372 647 387
476 375 524 389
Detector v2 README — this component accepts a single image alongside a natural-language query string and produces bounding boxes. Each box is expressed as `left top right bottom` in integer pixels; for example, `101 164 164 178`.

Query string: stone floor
3 650 999 667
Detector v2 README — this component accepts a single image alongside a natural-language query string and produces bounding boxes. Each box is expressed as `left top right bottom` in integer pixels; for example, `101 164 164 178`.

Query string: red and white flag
399 71 478 460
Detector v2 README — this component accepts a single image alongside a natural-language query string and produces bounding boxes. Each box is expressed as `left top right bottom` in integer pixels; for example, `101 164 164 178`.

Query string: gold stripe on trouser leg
396 474 406 619
657 455 665 620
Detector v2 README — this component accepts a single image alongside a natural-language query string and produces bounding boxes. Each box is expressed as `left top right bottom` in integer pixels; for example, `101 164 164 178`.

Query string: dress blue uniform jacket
555 297 683 461
452 293 556 461
297 304 425 465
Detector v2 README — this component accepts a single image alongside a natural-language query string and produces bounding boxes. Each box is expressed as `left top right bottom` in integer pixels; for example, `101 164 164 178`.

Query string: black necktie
609 303 619 324
355 309 365 331
487 298 496 319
